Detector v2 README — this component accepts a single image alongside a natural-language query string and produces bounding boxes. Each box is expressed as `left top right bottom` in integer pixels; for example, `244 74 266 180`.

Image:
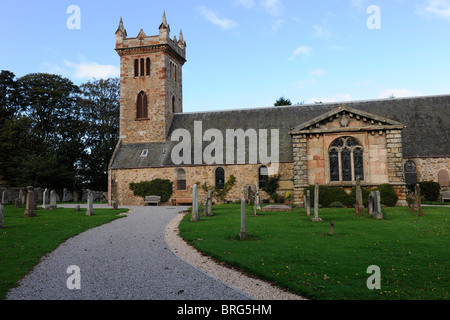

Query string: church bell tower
115 13 186 144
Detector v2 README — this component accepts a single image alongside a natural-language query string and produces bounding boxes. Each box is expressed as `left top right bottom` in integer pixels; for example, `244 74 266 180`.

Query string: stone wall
110 162 294 206
406 156 450 185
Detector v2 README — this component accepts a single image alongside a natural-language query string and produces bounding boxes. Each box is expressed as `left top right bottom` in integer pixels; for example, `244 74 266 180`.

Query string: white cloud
415 0 450 21
63 60 119 79
312 25 332 39
307 94 353 104
379 88 423 99
310 69 326 77
197 6 238 30
235 0 256 9
289 45 312 60
261 0 284 16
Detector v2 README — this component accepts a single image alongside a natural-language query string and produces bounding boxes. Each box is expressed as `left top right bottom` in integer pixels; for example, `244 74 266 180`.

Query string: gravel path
6 206 251 300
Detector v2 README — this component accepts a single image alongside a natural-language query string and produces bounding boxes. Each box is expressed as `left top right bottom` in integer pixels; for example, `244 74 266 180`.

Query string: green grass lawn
0 204 128 300
179 204 449 300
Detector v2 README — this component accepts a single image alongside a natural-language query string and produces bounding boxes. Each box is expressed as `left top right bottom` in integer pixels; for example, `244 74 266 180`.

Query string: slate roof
110 94 450 169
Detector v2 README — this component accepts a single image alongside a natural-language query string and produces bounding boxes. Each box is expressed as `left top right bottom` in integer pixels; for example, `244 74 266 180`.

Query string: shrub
329 201 344 208
419 181 441 201
129 179 173 202
375 184 398 207
306 185 350 208
262 175 279 196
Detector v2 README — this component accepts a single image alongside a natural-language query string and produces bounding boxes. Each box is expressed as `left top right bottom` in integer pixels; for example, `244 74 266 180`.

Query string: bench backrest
145 196 161 201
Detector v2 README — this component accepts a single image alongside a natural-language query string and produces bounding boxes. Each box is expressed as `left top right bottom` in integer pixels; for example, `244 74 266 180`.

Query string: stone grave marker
254 187 262 211
43 188 49 209
369 191 383 220
239 198 248 240
311 184 323 222
49 190 57 210
355 177 365 214
86 189 94 216
24 187 36 217
191 184 199 222
2 190 9 205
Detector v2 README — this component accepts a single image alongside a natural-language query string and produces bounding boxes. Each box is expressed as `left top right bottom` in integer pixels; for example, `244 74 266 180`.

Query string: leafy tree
274 96 292 106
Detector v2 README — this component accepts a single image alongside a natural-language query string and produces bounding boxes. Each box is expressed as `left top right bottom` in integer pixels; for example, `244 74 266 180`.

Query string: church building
108 14 450 206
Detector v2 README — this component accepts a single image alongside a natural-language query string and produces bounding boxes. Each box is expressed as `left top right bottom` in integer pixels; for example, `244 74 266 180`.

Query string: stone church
108 14 450 206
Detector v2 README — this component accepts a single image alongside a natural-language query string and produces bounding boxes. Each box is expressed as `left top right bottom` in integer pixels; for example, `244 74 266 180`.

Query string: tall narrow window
136 91 148 119
146 58 151 76
404 160 417 185
140 58 145 76
329 137 364 183
177 169 186 191
134 59 139 77
258 166 269 189
172 96 175 113
215 167 225 190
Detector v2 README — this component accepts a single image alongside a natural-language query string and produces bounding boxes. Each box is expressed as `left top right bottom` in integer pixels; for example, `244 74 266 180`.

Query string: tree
274 96 292 106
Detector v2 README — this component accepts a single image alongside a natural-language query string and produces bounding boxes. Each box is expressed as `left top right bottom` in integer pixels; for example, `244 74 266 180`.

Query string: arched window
146 58 151 76
258 166 269 189
404 160 417 185
136 91 148 119
177 169 186 190
134 59 139 77
172 96 175 113
329 137 364 182
215 167 225 190
140 58 145 76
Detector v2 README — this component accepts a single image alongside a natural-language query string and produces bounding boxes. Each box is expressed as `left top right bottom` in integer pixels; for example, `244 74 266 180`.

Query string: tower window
177 169 187 191
215 167 225 190
172 96 175 113
146 58 151 76
140 59 145 76
134 59 139 77
136 91 148 119
258 166 269 189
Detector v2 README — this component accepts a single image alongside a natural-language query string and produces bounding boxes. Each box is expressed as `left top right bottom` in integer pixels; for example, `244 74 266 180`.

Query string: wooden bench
174 197 192 206
144 195 161 206
442 191 450 202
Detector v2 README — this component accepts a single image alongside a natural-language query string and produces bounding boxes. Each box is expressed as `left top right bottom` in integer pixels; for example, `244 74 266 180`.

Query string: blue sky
1 0 449 112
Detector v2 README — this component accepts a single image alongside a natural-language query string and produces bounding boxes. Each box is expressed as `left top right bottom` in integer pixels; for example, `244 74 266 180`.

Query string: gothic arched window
136 91 148 119
404 160 417 185
329 137 364 182
134 59 139 77
215 167 225 190
146 58 151 76
258 166 269 189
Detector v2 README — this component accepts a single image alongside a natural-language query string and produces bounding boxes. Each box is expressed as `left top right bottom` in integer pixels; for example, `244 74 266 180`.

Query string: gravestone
203 195 208 217
254 188 262 211
311 184 323 222
75 205 80 212
207 187 213 216
20 189 25 205
355 177 365 214
244 185 256 204
86 189 94 216
49 190 57 210
14 198 21 208
368 191 383 220
0 204 4 228
43 188 49 209
305 190 311 216
415 184 423 217
63 188 69 202
438 170 449 187
239 198 248 240
24 187 36 217
2 190 9 205
191 184 199 222
112 200 118 210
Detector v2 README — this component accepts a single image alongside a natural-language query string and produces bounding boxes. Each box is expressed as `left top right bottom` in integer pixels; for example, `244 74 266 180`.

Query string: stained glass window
341 148 352 181
329 137 364 183
330 149 339 182
354 148 364 180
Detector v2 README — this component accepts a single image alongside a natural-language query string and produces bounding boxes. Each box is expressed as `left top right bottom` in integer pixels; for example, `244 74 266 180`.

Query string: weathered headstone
254 187 262 211
203 195 208 217
75 205 80 212
43 188 49 209
63 188 68 202
49 190 57 210
355 177 365 214
14 198 21 208
0 204 4 228
20 189 25 205
86 189 94 216
2 190 9 205
191 184 199 222
112 200 118 210
305 189 311 216
415 184 422 217
207 187 213 216
369 191 383 220
239 198 248 240
311 184 323 222
24 186 36 217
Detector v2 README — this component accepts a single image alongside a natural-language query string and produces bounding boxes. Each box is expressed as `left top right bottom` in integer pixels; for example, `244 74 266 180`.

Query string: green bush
419 181 441 201
262 175 279 196
129 179 173 202
306 185 350 208
375 184 398 207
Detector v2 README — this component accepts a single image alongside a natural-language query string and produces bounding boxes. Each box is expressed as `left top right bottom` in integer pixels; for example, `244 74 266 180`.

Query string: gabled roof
109 94 450 169
289 104 404 135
